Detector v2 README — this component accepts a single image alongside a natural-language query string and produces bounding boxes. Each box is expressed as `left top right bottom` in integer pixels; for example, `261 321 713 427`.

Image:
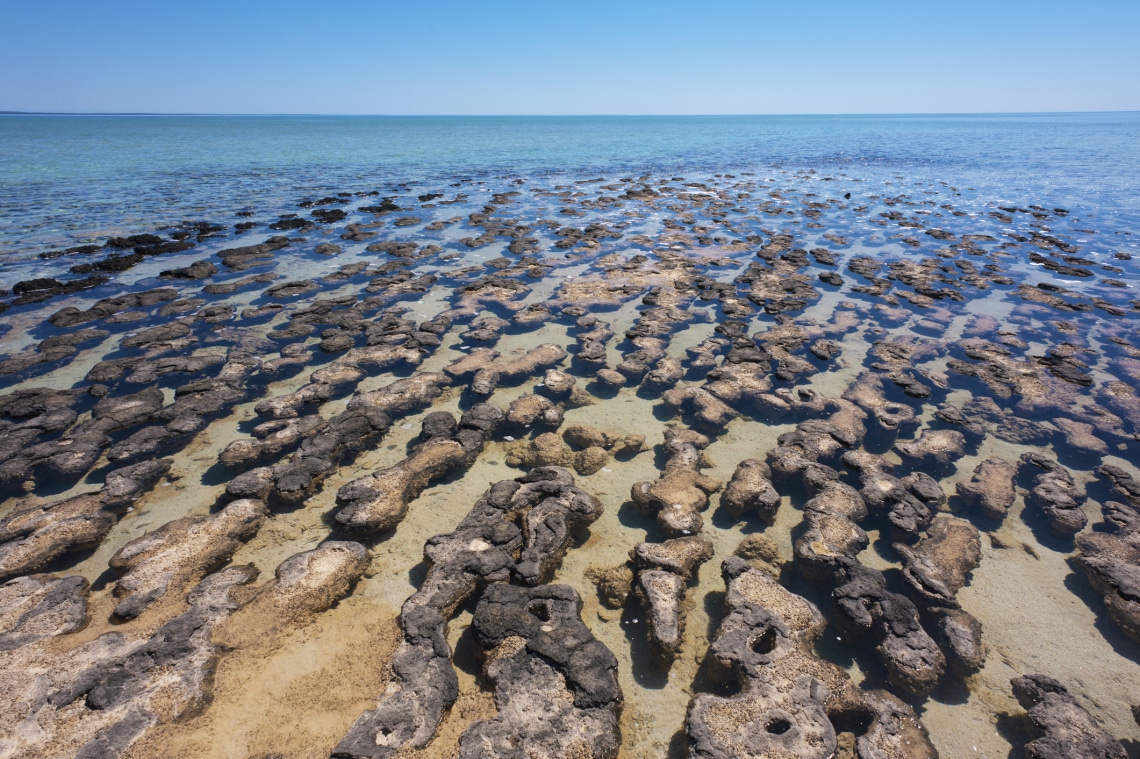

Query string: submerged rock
1020 452 1088 538
893 429 966 472
956 457 1017 521
0 459 171 582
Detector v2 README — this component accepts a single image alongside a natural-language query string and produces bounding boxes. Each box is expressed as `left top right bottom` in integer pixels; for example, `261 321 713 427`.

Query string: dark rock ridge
459 583 622 758
686 558 937 758
334 467 603 758
333 404 503 533
1009 675 1127 759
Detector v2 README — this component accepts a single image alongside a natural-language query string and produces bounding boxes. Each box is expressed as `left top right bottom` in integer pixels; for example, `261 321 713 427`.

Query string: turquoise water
2 113 1139 273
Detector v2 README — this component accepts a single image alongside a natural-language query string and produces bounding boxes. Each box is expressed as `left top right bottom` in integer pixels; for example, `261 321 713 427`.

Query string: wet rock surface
333 404 501 533
108 498 269 620
632 536 713 662
631 429 722 537
956 457 1017 521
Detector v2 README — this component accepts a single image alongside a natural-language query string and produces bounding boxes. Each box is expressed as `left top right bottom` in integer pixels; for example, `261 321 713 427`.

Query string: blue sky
2 0 1137 114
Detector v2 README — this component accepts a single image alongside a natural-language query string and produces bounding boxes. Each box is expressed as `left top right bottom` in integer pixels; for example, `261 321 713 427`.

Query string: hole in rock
528 601 552 622
751 627 778 655
765 717 792 735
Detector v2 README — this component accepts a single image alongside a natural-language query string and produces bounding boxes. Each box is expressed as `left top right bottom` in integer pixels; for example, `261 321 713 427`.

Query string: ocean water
2 113 1139 269
1 114 1140 759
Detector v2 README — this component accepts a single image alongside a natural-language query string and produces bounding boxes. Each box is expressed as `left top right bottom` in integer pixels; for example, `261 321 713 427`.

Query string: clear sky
2 0 1138 115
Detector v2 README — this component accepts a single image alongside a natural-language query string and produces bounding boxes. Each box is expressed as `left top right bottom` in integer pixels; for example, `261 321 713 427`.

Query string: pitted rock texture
1010 674 1127 759
631 536 713 662
687 557 937 759
956 457 1017 521
334 467 603 758
458 583 622 759
895 517 981 609
0 573 89 652
631 429 722 537
334 404 502 533
1020 452 1088 538
721 459 782 522
108 498 269 620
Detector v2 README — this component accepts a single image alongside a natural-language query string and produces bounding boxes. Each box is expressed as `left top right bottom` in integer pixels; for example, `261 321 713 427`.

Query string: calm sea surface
1 113 1138 276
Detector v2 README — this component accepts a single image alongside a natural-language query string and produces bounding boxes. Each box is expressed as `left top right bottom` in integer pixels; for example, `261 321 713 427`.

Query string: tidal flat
1 166 1139 759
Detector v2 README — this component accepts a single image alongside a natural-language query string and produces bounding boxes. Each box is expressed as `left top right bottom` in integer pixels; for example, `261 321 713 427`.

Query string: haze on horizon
3 0 1138 116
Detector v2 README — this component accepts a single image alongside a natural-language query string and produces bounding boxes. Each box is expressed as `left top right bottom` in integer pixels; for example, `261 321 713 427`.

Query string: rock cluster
334 467 603 758
459 584 623 758
631 536 714 662
687 558 937 758
333 404 502 533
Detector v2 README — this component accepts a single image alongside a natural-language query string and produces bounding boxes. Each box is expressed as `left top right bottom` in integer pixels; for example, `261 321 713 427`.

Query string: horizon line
3 109 1140 118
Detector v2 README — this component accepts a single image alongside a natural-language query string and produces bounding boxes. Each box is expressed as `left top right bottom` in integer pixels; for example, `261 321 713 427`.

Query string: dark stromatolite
1020 452 1088 538
631 536 714 662
1010 675 1128 759
686 557 937 758
895 517 982 609
458 583 622 758
630 429 722 537
333 467 603 758
956 457 1017 521
720 459 781 522
333 404 502 533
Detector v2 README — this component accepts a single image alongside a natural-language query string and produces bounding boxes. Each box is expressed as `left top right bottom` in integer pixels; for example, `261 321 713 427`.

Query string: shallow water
1 116 1140 758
